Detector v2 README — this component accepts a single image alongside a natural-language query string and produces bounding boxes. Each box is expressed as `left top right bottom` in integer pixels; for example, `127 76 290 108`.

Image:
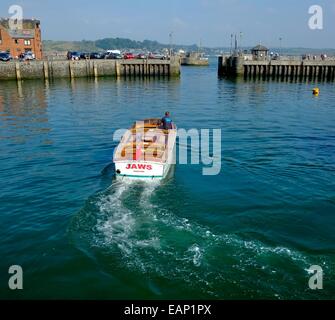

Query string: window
24 40 31 46
15 39 19 44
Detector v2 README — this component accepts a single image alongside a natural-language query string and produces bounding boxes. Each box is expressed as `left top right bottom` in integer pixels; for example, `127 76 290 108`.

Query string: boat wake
95 180 162 261
69 179 333 299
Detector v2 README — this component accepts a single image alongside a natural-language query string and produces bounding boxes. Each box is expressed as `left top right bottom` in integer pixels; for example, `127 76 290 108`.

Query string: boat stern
115 161 166 180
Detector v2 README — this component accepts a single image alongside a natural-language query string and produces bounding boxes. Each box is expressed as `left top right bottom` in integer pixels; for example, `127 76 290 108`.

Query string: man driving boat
161 112 173 130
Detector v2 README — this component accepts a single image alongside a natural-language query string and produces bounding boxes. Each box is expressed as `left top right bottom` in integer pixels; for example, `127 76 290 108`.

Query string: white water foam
96 181 136 255
95 180 162 258
90 179 332 298
187 244 203 267
95 180 317 269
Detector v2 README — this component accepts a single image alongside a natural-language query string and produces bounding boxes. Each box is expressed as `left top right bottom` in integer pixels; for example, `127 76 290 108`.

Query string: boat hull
181 58 209 66
113 118 177 181
114 161 172 180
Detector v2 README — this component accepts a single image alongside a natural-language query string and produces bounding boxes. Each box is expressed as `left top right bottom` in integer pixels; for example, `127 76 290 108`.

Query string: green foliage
43 38 335 55
95 38 161 50
43 37 198 53
43 40 100 52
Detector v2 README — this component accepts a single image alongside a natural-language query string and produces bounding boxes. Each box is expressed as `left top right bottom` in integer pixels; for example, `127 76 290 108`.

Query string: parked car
0 52 12 62
19 51 35 61
148 52 167 60
105 52 123 59
90 52 104 59
136 53 147 59
67 51 81 60
80 52 90 60
123 52 136 60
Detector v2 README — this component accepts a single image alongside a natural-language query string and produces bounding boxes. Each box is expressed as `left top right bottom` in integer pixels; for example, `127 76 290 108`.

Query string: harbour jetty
218 45 335 81
0 57 181 81
181 52 209 66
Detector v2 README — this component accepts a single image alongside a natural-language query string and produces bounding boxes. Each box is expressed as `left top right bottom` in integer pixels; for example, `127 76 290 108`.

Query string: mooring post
85 60 89 77
69 61 74 79
15 62 21 81
94 61 98 78
43 61 49 80
115 61 120 77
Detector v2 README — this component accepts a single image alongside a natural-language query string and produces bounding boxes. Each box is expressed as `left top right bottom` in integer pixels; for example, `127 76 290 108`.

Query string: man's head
165 112 170 117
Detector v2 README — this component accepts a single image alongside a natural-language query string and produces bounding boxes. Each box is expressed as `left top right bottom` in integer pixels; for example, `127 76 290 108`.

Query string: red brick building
0 18 42 59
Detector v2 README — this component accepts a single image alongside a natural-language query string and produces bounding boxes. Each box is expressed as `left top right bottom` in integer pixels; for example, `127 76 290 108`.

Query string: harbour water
0 59 334 299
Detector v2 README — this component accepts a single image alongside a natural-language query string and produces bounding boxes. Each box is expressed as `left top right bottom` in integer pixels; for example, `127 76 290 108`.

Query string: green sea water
0 60 334 299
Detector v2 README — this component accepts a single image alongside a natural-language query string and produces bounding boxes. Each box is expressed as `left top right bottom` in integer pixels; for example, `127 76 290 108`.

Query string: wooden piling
69 61 74 79
43 61 49 80
15 62 21 81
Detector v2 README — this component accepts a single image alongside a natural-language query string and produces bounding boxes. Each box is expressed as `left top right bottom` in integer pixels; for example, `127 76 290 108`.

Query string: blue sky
1 0 335 48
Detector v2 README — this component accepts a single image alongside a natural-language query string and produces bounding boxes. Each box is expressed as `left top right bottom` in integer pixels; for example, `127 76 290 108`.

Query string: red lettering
125 164 153 170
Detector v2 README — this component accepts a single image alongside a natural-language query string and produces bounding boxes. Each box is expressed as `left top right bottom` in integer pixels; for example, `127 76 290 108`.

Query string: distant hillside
43 40 100 52
277 47 335 56
95 38 164 51
43 37 200 53
43 38 335 56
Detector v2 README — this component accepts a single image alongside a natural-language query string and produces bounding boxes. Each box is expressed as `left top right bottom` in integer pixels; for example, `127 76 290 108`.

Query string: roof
0 18 40 30
0 18 39 39
8 29 35 39
251 44 269 51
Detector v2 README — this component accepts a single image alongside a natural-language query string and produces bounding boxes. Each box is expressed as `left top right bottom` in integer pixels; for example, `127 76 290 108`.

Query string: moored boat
181 52 209 66
113 118 177 180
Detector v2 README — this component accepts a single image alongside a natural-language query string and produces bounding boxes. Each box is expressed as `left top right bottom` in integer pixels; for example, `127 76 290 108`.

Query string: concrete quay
0 57 181 81
218 55 335 81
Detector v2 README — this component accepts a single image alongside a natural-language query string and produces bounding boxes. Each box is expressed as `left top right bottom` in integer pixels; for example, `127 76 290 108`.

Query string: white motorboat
113 118 177 180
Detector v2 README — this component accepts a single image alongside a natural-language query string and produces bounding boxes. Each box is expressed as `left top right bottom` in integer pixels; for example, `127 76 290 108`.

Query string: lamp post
279 37 282 56
169 31 174 57
239 32 243 54
230 34 233 55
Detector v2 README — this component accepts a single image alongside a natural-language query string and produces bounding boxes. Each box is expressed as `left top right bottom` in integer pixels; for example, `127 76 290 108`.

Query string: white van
106 50 121 55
